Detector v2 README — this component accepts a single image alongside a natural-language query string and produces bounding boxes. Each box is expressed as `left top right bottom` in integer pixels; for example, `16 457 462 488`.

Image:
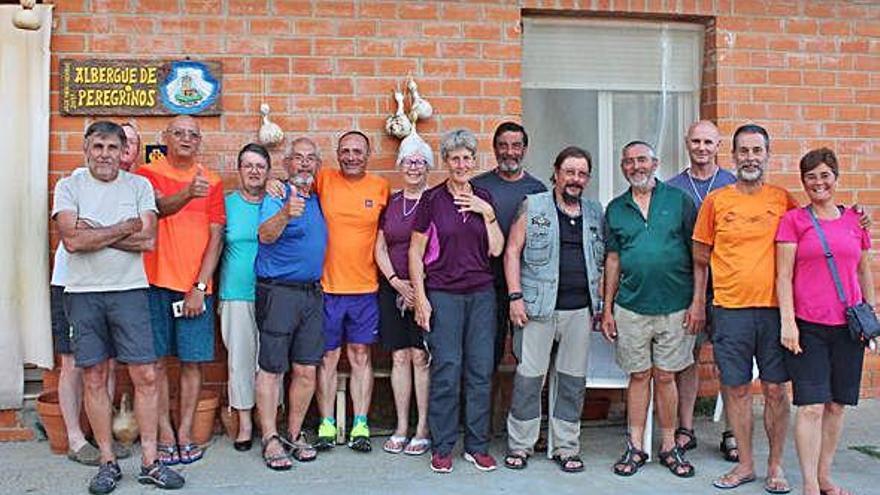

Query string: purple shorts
323 293 379 351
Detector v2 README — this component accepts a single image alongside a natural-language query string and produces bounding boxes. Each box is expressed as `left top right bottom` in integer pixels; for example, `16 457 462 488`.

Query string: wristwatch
193 281 208 292
508 292 524 302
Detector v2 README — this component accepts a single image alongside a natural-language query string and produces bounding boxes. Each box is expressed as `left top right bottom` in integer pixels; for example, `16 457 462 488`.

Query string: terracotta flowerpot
191 390 219 446
36 390 91 454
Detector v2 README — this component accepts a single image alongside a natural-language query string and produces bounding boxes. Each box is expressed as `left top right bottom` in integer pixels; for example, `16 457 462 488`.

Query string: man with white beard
602 141 703 478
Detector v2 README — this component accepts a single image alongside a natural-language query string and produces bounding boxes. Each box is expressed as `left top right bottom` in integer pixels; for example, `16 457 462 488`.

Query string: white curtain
0 5 54 409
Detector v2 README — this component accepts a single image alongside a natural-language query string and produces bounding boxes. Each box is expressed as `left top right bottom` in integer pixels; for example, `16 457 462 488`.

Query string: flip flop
403 437 431 456
156 443 180 466
764 476 791 494
713 471 757 489
178 442 204 464
383 435 407 454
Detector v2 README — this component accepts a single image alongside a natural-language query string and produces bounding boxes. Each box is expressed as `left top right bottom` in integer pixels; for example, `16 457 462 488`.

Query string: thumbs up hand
187 165 210 198
286 193 306 218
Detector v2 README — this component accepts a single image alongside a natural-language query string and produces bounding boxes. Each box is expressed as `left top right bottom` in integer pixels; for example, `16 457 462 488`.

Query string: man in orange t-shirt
692 124 797 492
314 131 389 452
136 115 225 465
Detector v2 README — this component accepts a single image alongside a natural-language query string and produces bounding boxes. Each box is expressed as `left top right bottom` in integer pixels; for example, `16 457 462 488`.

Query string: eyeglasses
241 163 268 172
401 158 429 168
288 153 319 164
167 128 202 141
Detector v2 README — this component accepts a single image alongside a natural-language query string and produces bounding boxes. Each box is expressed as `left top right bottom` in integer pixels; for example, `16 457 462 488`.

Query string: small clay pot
36 390 91 454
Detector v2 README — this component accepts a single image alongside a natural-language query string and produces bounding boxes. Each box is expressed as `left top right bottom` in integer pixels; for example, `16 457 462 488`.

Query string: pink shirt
775 207 871 325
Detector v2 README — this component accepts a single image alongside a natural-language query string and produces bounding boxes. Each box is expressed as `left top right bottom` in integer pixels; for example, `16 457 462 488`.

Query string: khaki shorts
614 304 694 373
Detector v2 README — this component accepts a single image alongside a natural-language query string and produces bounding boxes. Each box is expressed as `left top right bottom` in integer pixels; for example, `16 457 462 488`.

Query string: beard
627 173 652 190
736 164 764 183
497 159 522 174
561 183 582 205
292 173 315 193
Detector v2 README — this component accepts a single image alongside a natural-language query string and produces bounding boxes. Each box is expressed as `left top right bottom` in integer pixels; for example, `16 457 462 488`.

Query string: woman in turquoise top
219 143 270 451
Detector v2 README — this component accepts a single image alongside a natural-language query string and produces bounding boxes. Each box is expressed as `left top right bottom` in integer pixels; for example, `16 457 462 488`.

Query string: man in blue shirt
253 137 328 471
666 121 738 462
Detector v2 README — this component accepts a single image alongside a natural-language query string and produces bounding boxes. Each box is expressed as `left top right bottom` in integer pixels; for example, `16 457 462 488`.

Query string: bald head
685 120 721 171
164 114 202 164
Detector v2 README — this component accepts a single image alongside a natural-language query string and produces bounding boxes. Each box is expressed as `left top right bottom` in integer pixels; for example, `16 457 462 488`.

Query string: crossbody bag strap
805 206 847 305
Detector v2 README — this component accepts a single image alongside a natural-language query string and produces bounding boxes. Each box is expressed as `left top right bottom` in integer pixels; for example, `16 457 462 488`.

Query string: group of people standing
50 115 876 495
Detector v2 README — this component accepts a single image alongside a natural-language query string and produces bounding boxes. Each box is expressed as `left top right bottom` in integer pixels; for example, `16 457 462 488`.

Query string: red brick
181 36 223 54
358 2 397 19
316 1 355 18
786 19 818 35
112 16 156 34
401 40 437 57
463 60 501 78
733 69 767 84
90 34 129 52
399 3 438 20
463 23 502 41
441 3 483 22
226 37 269 55
335 96 376 114
229 0 268 15
768 69 801 85
293 57 333 75
378 20 422 38
130 35 179 53
338 20 376 37
315 78 354 95
338 58 376 75
270 76 310 94
249 57 290 74
314 38 355 56
821 88 853 104
464 98 502 115
272 38 312 56
376 59 418 75
136 0 178 13
0 427 35 442
184 0 220 13
439 41 480 58
423 59 460 77
482 42 519 60
66 15 111 33
804 71 836 87
442 79 480 96
291 96 330 113
423 23 461 38
275 0 312 16
854 21 880 38
734 33 768 50
358 39 397 57
52 35 86 52
203 19 246 35
249 18 291 35
484 5 519 22
296 19 337 36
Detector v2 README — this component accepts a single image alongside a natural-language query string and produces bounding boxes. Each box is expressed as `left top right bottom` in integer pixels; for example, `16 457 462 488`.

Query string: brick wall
44 0 880 402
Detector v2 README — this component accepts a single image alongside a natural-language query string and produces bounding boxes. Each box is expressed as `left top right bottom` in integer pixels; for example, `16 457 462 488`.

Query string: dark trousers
425 289 496 455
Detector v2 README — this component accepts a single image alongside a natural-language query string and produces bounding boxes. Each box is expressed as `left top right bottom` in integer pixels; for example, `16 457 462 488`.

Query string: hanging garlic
258 103 284 147
407 76 433 121
384 88 412 139
13 0 41 30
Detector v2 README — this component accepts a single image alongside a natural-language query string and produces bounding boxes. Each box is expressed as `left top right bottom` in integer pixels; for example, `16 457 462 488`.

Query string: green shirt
605 180 697 315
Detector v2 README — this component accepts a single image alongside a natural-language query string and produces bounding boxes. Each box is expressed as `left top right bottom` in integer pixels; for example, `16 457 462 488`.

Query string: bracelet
389 273 399 282
508 291 524 302
487 215 497 224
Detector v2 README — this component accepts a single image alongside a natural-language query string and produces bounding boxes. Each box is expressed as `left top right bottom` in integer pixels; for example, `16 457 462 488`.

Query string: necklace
687 167 718 204
402 196 420 217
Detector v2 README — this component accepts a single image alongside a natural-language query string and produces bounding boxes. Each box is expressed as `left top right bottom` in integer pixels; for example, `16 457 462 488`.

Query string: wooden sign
60 59 222 116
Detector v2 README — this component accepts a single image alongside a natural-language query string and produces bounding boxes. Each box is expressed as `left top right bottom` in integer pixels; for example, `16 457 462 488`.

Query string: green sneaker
315 420 336 451
348 422 371 453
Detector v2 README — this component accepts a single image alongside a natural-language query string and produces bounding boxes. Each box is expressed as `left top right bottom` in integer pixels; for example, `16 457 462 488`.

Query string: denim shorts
149 286 215 362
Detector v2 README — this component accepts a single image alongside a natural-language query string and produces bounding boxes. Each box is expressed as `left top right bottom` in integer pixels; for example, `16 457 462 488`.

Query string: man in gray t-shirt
52 121 183 493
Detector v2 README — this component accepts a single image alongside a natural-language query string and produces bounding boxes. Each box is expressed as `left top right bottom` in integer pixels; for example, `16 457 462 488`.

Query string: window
522 17 704 204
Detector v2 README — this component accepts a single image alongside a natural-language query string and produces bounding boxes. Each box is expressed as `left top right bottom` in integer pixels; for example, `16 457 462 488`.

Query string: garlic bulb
258 103 284 147
384 89 412 139
408 77 433 121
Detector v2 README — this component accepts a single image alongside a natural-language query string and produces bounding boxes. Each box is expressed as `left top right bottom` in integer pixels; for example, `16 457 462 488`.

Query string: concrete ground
1 400 879 495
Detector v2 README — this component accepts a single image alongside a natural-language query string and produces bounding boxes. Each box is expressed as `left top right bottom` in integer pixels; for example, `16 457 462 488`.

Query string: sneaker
138 460 185 490
88 461 122 495
348 422 371 452
315 419 337 451
430 452 454 473
463 451 497 472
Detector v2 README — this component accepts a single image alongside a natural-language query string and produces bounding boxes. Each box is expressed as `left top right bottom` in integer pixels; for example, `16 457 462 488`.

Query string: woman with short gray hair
409 128 504 473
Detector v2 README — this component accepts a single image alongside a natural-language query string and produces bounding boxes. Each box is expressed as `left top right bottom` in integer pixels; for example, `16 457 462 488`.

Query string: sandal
157 443 180 466
764 474 791 494
284 432 317 462
553 454 584 473
713 470 757 489
178 442 204 464
675 427 697 451
261 434 292 471
612 440 648 477
720 430 740 463
403 437 431 456
503 451 529 470
658 446 695 478
383 435 407 454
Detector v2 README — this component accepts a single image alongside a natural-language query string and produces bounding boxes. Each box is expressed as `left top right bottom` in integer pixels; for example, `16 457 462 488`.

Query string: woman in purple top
375 132 433 456
409 128 504 474
776 148 877 495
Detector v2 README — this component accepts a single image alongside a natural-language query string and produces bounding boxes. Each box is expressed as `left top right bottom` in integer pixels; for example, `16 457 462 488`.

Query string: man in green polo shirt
601 141 705 479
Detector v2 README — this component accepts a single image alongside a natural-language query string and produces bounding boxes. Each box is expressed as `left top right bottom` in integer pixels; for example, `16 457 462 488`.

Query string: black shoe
88 461 122 495
314 436 335 451
138 460 185 490
233 439 253 452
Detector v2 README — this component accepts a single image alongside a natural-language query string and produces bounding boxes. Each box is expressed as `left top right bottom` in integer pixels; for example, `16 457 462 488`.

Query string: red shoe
430 452 454 473
463 451 497 472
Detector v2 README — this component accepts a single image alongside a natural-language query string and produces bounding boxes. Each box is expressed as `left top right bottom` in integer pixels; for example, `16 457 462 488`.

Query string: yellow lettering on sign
77 89 86 107
147 89 156 106
74 67 84 84
145 67 157 84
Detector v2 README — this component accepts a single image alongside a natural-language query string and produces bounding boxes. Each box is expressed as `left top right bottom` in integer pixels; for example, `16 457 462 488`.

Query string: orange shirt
692 183 798 308
316 168 389 294
136 158 226 293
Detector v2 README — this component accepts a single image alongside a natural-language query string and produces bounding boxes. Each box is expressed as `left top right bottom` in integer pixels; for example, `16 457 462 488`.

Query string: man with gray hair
53 121 183 493
602 141 703 478
254 137 327 469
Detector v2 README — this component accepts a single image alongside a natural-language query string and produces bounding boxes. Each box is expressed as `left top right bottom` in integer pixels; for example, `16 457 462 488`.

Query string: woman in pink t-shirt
775 148 877 495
